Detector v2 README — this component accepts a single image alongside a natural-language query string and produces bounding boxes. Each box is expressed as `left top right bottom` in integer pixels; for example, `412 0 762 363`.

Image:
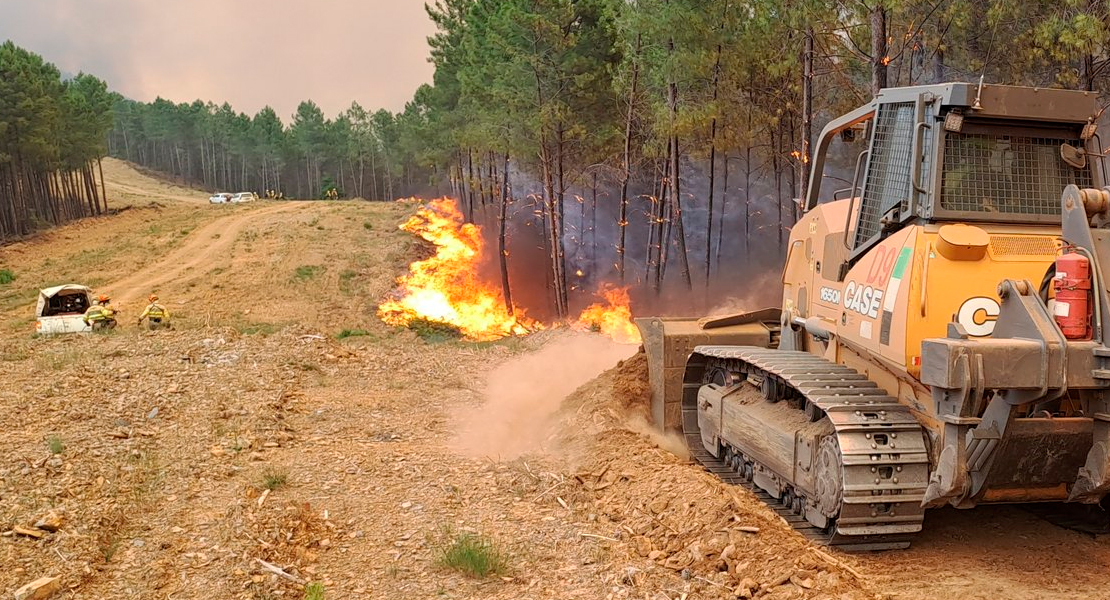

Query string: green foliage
47 435 64 454
293 265 324 281
336 328 370 339
0 269 14 285
437 531 507 578
406 318 463 343
303 582 326 600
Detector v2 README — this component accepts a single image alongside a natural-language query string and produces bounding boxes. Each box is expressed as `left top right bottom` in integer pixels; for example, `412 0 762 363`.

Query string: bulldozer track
683 347 931 551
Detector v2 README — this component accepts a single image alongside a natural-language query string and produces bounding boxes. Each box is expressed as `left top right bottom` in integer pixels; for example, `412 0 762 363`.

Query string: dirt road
107 201 302 306
0 159 1108 600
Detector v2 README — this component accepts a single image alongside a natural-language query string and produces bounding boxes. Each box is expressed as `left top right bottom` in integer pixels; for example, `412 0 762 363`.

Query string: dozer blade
635 308 781 431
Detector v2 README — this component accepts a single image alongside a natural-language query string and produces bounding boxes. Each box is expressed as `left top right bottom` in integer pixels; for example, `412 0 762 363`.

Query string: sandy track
107 202 303 306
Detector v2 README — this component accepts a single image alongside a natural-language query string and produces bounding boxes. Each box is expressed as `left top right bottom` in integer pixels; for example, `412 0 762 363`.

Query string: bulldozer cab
804 83 1104 278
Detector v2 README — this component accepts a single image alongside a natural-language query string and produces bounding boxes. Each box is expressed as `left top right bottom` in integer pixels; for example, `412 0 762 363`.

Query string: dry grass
260 467 289 491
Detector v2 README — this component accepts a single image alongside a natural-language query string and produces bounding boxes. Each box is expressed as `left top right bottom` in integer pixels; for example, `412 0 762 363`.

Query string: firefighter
137 294 171 330
83 295 117 330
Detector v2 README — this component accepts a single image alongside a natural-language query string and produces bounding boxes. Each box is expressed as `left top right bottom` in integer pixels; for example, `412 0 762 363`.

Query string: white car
35 285 94 335
209 193 233 204
231 192 257 203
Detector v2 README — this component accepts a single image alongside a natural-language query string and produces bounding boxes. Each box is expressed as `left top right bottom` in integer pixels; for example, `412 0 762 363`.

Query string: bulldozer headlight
944 111 964 133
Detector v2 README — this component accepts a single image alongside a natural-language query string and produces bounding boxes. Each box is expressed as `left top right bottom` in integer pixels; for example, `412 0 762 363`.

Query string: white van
35 285 94 335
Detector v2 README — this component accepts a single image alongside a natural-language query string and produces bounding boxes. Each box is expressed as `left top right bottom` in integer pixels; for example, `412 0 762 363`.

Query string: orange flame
575 286 642 344
377 198 540 341
380 198 641 344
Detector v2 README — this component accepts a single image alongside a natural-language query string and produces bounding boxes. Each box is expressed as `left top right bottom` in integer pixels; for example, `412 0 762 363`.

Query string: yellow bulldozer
637 82 1110 550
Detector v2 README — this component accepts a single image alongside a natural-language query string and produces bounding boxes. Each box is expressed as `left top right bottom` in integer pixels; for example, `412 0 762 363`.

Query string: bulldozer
636 81 1110 550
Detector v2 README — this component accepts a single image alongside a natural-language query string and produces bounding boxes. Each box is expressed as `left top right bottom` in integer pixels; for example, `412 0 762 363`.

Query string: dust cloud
625 413 690 460
452 332 636 460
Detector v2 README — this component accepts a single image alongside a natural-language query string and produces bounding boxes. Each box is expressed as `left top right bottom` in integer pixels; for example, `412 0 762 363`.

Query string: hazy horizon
0 0 437 120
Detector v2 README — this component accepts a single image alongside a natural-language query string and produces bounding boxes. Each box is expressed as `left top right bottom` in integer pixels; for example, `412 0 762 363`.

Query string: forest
15 1 1110 315
0 41 114 244
104 1 1110 316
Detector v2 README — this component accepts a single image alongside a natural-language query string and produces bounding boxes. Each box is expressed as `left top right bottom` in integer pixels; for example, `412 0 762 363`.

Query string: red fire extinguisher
1054 250 1092 340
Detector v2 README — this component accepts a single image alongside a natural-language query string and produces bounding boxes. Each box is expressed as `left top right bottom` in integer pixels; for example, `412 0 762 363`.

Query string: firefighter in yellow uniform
137 294 171 330
83 295 117 330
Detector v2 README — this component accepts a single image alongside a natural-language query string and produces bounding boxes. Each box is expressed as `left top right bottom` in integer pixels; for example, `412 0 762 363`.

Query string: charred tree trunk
932 21 946 84
773 128 784 250
466 147 475 219
671 134 692 291
801 26 814 203
1083 54 1098 91
706 42 722 287
618 33 641 283
743 128 753 260
667 34 692 291
477 152 488 210
489 150 498 205
871 4 889 95
648 154 669 291
715 155 730 273
590 171 598 270
498 152 514 315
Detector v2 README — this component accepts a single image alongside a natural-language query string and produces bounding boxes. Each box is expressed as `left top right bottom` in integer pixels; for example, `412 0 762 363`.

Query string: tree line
108 97 423 201
0 41 114 244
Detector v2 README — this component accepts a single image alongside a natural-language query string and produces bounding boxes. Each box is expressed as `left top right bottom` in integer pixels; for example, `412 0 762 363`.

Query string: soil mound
551 352 876 599
611 350 651 416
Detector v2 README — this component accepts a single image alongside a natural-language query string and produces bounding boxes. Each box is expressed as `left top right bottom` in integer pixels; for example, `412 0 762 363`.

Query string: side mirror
1062 143 1088 169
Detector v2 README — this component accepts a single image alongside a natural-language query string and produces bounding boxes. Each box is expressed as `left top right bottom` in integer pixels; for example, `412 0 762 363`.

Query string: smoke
442 121 866 325
0 0 435 119
458 154 813 324
704 271 784 315
451 331 636 460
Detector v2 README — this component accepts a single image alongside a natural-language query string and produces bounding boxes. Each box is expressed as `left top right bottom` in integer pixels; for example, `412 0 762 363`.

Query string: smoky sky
0 0 436 121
